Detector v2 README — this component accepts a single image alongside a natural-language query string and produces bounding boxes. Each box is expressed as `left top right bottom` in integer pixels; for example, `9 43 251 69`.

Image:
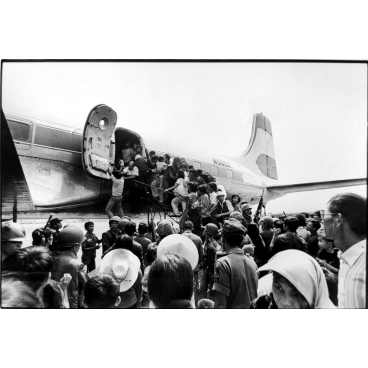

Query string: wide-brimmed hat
99 249 140 292
157 234 199 270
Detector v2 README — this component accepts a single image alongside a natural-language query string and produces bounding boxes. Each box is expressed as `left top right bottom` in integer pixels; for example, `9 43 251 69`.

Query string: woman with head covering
250 249 335 309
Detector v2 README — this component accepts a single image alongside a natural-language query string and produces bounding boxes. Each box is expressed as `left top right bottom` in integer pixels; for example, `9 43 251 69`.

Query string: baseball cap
216 190 225 197
156 219 174 236
157 234 199 270
50 218 62 227
222 219 246 237
99 249 140 292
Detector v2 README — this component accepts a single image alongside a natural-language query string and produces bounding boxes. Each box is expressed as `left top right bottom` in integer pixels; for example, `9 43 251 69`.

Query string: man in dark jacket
121 222 145 272
102 216 121 254
269 216 308 258
213 219 258 308
51 226 85 308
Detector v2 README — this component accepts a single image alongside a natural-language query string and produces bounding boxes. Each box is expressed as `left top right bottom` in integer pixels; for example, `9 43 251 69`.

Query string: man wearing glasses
322 193 366 309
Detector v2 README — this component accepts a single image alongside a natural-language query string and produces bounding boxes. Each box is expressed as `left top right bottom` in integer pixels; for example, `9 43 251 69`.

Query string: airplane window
35 126 81 152
226 170 233 179
8 120 31 142
210 165 218 176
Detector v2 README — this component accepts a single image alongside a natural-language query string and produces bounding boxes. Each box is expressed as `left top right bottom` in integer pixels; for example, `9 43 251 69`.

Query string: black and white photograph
1 61 366 310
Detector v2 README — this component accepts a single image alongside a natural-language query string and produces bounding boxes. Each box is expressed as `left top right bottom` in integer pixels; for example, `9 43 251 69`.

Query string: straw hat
99 249 140 292
157 234 199 270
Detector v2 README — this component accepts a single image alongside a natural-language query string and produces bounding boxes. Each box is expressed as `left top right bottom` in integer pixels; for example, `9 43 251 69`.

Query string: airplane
1 104 366 218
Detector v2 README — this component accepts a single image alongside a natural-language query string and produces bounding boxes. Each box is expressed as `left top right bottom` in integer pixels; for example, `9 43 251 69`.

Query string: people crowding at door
2 191 366 309
2 143 366 309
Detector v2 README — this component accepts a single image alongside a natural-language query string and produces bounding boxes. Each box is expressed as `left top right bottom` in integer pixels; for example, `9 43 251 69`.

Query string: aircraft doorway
114 128 145 168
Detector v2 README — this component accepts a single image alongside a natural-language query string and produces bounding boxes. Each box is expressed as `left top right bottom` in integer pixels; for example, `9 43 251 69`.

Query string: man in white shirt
122 160 140 213
105 166 125 219
323 193 366 308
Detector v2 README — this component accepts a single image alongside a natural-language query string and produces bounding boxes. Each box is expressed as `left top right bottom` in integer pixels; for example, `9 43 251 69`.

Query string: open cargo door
82 104 117 180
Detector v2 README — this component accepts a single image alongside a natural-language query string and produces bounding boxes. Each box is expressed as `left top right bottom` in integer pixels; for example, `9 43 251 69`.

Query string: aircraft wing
266 178 367 194
1 109 35 216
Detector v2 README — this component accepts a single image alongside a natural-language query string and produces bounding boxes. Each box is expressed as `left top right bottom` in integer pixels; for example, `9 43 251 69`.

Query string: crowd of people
1 189 366 308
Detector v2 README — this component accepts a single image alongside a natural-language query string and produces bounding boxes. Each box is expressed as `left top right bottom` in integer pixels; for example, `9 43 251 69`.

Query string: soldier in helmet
50 225 84 308
1 221 26 262
102 216 121 254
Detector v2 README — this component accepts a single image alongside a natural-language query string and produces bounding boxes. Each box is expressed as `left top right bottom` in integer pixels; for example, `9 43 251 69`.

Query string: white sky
2 62 367 213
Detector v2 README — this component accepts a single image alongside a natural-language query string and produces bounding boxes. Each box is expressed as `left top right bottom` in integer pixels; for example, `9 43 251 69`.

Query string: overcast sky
2 62 366 213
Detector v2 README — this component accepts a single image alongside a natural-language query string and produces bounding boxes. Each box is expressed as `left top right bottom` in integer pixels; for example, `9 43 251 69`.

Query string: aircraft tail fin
233 113 278 180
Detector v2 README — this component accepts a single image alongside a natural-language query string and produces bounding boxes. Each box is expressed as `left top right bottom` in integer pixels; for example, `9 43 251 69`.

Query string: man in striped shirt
323 193 366 308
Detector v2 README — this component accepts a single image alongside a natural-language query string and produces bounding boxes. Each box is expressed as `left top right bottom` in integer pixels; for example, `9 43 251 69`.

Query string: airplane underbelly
18 155 102 208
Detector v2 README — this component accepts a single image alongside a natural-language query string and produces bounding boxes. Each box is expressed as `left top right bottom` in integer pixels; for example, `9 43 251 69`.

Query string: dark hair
32 229 43 246
322 268 338 306
151 155 158 161
208 182 217 192
284 217 300 233
327 192 366 237
149 151 155 156
84 275 120 308
164 154 171 160
124 222 137 237
157 156 164 162
296 213 306 227
2 246 53 274
146 247 157 266
310 219 321 231
84 221 94 231
231 194 241 203
138 222 148 234
184 221 194 230
147 253 193 308
114 234 133 251
187 181 198 193
302 212 310 219
177 170 185 179
112 170 124 179
1 276 43 308
2 247 53 292
313 211 321 218
197 184 208 195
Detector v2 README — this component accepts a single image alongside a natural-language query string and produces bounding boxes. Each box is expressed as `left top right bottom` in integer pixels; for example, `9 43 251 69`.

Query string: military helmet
109 216 121 226
58 226 84 248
